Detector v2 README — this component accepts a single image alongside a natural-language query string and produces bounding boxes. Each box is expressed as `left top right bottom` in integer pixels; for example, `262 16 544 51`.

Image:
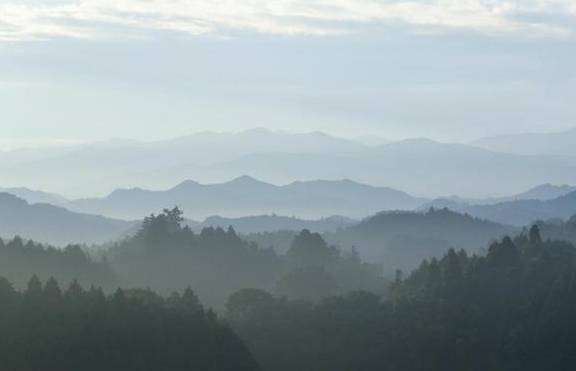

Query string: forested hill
0 277 260 371
0 193 133 245
326 208 515 272
106 208 385 308
229 226 576 371
2 205 576 370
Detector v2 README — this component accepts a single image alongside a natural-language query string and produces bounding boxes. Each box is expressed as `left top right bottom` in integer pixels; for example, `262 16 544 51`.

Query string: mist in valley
2 0 576 370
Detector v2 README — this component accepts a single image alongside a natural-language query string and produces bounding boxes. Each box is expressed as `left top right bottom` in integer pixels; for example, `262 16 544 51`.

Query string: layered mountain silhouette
3 129 576 198
423 183 576 209
459 191 576 226
69 177 425 220
0 187 68 206
0 129 367 196
209 138 576 197
424 184 576 226
0 193 133 245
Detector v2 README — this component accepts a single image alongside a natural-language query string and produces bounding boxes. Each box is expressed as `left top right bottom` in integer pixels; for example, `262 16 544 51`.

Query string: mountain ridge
69 177 426 220
0 193 133 245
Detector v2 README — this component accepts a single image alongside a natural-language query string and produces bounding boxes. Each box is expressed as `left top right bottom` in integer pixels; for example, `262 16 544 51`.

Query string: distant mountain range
3 129 576 198
424 185 576 226
0 193 132 246
203 138 576 197
458 191 576 226
0 190 358 245
423 183 576 209
0 129 367 196
3 178 576 227
0 187 68 206
3 184 574 272
69 177 425 220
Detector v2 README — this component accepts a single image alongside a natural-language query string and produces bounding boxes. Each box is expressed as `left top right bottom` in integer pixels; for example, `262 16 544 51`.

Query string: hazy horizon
2 0 575 148
2 125 576 153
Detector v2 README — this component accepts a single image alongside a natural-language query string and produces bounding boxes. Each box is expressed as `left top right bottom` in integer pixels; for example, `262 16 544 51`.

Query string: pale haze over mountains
3 128 576 199
473 129 576 156
2 1 576 367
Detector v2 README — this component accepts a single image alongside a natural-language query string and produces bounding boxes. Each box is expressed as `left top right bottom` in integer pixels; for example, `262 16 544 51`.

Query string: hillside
0 193 132 245
326 208 515 272
0 186 68 205
462 191 576 226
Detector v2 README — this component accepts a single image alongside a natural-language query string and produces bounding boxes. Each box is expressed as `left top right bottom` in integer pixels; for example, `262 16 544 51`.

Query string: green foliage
230 228 576 371
110 209 384 307
110 208 281 308
286 229 337 268
0 236 113 289
275 267 338 301
275 230 384 301
0 277 261 371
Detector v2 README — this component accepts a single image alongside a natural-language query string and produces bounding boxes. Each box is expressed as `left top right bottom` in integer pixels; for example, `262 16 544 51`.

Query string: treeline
538 215 576 245
0 276 260 371
108 208 384 307
0 208 385 308
6 207 576 370
0 237 112 288
228 226 576 371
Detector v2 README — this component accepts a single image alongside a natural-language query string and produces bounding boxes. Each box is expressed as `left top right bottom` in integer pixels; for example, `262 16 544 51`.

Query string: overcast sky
0 0 575 149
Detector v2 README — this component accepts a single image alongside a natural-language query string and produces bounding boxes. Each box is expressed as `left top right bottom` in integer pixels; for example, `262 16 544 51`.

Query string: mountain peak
227 175 272 187
171 179 202 191
239 128 274 135
516 183 576 201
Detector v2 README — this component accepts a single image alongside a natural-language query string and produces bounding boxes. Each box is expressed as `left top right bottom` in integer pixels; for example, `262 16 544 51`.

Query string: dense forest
3 207 576 370
0 236 112 288
229 225 576 371
106 207 384 307
247 208 515 273
0 276 259 370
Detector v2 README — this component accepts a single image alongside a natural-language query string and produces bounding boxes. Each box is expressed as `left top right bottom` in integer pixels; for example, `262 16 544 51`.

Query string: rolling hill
325 208 516 272
460 191 576 226
0 193 133 245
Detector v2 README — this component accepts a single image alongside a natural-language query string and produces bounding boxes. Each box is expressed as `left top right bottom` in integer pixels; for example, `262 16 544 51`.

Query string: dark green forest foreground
3 209 576 370
0 278 259 371
229 226 576 371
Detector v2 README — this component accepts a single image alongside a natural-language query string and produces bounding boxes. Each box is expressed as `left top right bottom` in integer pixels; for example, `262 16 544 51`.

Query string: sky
0 0 575 149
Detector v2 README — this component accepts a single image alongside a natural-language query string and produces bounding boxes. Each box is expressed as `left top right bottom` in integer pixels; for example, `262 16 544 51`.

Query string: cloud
0 0 575 42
